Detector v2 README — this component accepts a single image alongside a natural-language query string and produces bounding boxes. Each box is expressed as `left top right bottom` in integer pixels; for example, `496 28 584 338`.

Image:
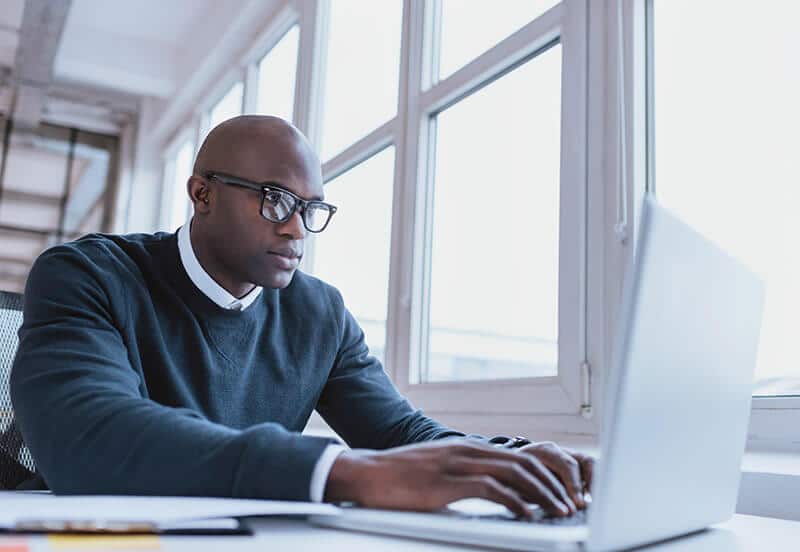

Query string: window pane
256 26 299 122
312 148 395 365
208 82 244 131
167 140 195 231
62 131 117 236
321 1 402 160
653 1 800 396
426 46 561 383
438 0 558 79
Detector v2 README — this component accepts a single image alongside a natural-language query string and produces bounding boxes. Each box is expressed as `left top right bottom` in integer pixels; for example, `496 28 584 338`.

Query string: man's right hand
323 439 578 519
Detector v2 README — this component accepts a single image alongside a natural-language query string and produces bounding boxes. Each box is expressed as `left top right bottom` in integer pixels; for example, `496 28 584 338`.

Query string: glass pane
321 1 402 160
312 148 395 365
256 25 299 122
426 45 561 383
167 140 195 231
62 131 118 236
438 0 558 79
653 1 800 396
0 124 117 294
208 82 244 131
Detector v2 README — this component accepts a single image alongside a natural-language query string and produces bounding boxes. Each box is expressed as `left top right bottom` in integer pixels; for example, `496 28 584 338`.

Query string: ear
188 175 212 214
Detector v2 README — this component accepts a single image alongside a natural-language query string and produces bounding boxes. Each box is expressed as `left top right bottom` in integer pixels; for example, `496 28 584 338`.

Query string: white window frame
620 0 800 450
378 0 594 436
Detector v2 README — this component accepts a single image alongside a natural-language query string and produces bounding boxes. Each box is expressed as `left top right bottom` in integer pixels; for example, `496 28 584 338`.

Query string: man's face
204 138 324 289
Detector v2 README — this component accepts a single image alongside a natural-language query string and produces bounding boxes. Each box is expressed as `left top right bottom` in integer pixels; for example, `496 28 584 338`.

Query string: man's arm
11 244 335 500
316 296 591 516
315 303 462 450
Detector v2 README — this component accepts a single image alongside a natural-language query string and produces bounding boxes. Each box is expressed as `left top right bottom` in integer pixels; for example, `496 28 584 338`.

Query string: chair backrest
0 290 36 489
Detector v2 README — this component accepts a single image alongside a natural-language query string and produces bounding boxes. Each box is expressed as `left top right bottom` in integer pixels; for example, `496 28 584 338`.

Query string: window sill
738 448 800 522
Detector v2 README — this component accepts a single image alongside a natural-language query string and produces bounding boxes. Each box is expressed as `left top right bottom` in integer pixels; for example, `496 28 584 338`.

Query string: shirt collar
177 219 263 311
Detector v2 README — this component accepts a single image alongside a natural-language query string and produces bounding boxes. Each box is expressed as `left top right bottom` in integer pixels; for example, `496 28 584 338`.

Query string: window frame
384 0 595 433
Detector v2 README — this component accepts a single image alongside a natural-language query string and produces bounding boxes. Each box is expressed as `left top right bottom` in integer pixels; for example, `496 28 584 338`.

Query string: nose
276 209 307 240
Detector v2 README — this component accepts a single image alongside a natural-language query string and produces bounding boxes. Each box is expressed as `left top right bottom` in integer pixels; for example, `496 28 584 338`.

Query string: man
11 116 591 520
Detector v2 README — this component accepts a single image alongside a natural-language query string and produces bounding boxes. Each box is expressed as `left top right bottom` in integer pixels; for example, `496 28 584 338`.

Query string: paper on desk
0 493 340 527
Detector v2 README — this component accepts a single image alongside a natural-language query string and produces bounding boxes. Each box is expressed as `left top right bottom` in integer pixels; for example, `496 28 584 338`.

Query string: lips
268 248 302 270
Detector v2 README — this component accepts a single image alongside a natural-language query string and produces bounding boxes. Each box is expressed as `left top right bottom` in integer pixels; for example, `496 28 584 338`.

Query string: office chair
0 290 36 489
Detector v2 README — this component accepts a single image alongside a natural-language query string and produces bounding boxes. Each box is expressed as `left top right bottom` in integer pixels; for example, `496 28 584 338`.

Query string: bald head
186 115 325 292
193 115 320 182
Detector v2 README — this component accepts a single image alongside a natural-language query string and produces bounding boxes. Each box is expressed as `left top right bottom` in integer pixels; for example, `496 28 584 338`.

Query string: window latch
580 361 593 419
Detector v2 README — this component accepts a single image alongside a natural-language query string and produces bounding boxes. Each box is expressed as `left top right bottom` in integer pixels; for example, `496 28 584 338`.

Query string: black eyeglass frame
204 171 337 233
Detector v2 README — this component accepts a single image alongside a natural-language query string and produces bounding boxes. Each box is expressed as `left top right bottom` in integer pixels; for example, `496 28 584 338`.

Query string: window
256 25 299 122
650 0 800 397
320 0 402 160
437 0 559 79
208 82 244 132
163 139 195 231
312 148 395 364
425 45 562 383
154 1 591 429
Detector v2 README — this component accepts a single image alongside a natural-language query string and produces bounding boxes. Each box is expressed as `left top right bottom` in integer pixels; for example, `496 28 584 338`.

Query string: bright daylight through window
652 0 799 396
425 44 562 383
437 0 559 79
320 0 401 160
166 140 194 231
208 82 244 134
256 26 299 122
312 148 395 365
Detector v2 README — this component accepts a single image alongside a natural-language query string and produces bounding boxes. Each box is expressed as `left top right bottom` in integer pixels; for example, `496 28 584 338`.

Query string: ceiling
54 0 248 99
0 0 251 293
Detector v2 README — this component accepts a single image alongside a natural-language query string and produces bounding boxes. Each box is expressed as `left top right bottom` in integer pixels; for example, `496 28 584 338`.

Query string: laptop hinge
580 361 593 419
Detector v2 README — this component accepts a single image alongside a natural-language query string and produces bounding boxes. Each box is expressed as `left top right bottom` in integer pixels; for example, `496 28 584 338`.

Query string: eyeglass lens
261 189 332 232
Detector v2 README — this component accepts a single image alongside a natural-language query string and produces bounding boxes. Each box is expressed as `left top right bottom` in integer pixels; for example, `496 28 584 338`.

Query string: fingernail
559 503 570 516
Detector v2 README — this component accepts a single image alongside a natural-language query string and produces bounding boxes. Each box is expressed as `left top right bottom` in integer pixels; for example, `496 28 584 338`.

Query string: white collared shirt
177 219 345 501
177 221 263 310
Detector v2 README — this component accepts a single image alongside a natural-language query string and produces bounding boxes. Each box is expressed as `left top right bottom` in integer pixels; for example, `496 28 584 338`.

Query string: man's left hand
518 442 594 510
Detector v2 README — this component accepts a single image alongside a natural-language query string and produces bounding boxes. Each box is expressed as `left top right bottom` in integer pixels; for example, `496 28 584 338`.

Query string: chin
262 270 296 289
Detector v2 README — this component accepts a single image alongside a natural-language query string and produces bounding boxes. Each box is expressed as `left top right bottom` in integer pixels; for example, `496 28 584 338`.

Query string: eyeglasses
204 171 337 233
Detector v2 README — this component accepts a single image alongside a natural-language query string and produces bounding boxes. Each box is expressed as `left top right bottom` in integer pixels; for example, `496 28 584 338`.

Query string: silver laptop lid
587 196 765 551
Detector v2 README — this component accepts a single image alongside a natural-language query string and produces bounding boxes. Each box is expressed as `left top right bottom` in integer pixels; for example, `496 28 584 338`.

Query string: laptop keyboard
530 509 588 526
445 506 588 526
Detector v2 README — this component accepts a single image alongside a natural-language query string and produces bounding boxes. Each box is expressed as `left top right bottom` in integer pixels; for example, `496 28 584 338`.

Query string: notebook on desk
311 197 766 552
0 494 339 536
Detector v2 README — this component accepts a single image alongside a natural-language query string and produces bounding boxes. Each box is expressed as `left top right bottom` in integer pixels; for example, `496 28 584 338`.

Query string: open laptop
310 196 765 551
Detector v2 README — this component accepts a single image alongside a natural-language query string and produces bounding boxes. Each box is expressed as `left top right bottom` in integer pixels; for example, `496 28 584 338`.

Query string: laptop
310 196 766 551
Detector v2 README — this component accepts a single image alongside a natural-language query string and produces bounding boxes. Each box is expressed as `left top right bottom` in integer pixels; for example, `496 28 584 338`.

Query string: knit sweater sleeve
315 289 465 450
10 244 336 500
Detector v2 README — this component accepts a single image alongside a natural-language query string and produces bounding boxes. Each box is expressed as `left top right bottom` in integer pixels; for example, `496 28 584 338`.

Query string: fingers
528 443 584 508
447 442 576 514
447 457 572 517
564 448 594 494
526 443 588 509
457 475 532 520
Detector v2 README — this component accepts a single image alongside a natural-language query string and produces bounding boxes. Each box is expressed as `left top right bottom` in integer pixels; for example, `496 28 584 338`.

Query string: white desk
4 514 799 551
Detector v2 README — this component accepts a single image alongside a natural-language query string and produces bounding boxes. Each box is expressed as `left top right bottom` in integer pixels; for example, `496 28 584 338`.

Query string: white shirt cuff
309 444 347 503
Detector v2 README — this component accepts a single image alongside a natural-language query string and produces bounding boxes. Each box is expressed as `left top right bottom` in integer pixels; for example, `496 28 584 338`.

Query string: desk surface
3 514 799 551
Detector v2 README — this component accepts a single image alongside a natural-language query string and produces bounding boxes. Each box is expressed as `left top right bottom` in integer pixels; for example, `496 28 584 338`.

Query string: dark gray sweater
10 231 462 499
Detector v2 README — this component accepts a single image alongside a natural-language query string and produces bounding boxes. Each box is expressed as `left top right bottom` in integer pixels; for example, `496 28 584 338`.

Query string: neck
189 220 256 299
